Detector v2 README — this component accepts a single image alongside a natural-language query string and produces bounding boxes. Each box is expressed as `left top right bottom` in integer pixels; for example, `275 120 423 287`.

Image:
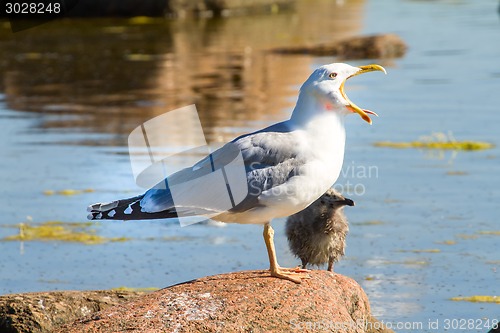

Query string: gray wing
140 121 306 215
228 122 306 212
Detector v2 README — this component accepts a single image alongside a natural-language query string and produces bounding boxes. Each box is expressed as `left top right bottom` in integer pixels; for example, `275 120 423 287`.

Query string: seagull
285 188 354 272
88 63 386 283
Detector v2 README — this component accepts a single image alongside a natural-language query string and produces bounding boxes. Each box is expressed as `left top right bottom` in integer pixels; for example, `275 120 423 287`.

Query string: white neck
289 90 346 135
290 90 322 124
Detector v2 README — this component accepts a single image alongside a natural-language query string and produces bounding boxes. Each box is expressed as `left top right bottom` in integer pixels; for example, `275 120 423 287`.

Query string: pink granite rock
56 270 393 333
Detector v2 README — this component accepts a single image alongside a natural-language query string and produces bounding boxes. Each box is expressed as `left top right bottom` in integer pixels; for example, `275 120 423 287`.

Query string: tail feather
87 195 178 220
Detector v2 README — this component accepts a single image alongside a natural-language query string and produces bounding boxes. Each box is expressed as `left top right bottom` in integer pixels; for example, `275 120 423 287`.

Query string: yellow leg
263 223 309 284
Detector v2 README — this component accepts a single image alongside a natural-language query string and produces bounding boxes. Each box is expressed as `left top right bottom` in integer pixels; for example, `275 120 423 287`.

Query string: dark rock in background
272 34 408 60
60 0 294 17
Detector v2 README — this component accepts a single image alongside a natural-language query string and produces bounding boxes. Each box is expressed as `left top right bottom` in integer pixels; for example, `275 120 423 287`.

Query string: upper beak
339 64 386 124
343 198 355 207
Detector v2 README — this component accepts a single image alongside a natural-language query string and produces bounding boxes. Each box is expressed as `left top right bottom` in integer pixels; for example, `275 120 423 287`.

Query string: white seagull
88 63 386 283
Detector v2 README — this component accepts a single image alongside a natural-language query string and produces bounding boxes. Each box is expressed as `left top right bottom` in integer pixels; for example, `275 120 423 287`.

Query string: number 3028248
443 318 499 330
5 3 61 14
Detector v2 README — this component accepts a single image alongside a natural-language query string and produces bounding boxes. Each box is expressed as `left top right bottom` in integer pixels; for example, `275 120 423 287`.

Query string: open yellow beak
339 64 386 124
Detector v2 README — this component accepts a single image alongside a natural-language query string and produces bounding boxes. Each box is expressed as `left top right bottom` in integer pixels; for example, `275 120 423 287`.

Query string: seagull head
297 63 386 124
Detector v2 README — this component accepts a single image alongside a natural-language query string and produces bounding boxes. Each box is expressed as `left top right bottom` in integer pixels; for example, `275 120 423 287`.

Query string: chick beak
343 198 355 207
339 64 386 124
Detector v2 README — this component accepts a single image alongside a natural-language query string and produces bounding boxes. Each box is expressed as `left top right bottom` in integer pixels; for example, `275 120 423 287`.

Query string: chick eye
329 72 337 79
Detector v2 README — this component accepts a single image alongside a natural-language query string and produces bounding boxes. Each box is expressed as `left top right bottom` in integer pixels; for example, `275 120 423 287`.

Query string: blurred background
0 0 499 331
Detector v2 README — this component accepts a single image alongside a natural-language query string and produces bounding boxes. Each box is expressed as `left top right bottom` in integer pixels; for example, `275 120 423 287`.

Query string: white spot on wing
108 210 116 217
124 206 133 214
100 201 119 211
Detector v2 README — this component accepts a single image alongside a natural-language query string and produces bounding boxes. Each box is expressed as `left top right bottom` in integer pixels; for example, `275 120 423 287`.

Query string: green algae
128 16 161 25
379 260 429 266
478 230 500 236
38 278 69 284
401 260 429 266
374 132 494 151
456 234 479 240
450 295 500 304
435 240 456 245
398 249 441 253
374 140 493 151
446 171 468 176
124 54 157 61
2 221 130 244
43 188 95 196
456 231 500 240
353 220 385 226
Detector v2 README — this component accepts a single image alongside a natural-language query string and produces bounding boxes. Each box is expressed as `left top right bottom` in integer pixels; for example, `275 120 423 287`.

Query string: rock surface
272 34 407 59
0 290 144 333
54 270 393 333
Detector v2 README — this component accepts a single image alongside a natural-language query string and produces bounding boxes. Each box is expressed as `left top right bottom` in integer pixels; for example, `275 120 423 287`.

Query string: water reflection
0 0 365 145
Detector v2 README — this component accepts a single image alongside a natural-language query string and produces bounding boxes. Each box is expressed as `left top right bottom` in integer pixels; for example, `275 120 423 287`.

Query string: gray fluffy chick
285 188 354 272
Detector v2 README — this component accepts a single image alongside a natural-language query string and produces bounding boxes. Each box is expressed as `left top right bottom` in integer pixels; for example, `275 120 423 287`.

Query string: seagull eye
329 73 337 79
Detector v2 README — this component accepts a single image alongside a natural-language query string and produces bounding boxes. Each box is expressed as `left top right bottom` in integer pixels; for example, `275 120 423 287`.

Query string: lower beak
339 64 386 124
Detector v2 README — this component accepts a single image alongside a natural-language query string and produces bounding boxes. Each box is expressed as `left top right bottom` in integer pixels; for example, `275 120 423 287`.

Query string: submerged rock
272 34 407 59
0 290 144 333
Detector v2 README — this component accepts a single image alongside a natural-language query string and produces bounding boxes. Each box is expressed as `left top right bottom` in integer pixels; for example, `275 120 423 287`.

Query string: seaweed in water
374 132 494 151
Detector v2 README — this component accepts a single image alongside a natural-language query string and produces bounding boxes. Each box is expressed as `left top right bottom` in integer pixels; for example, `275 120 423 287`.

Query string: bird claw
281 266 310 273
270 267 310 283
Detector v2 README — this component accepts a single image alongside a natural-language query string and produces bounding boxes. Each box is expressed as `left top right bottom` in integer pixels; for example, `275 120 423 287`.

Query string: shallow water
1 0 499 331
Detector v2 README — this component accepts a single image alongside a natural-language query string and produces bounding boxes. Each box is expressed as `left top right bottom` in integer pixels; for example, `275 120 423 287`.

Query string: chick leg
263 223 309 283
327 256 334 272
